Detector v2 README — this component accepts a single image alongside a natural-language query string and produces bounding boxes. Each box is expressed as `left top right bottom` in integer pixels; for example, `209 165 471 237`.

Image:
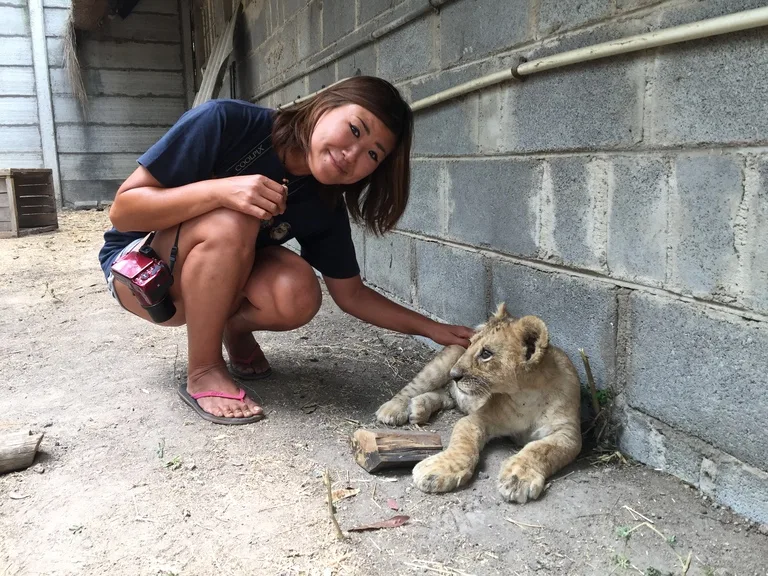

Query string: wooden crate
0 169 58 238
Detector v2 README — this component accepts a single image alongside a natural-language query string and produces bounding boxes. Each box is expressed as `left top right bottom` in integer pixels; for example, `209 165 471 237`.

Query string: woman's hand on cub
219 175 287 220
426 322 474 348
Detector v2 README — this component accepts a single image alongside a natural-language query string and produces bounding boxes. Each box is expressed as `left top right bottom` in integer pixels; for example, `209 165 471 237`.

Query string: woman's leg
112 210 322 421
223 246 323 374
113 207 262 419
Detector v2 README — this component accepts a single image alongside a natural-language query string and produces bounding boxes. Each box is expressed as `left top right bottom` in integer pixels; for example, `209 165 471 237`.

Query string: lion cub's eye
479 347 493 361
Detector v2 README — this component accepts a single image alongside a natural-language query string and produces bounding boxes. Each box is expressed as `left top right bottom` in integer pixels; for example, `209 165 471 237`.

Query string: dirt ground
1 211 767 576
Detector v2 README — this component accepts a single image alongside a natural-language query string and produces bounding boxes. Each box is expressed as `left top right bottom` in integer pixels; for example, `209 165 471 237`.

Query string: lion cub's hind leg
376 345 464 426
409 390 456 424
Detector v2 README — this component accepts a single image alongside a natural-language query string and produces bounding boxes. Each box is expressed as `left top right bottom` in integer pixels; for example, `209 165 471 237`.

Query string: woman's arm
324 275 474 347
109 166 287 232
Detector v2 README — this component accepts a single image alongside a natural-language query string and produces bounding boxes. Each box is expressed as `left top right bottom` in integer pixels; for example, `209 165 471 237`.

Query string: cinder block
297 0 323 61
242 1 269 54
262 29 299 84
337 44 376 80
444 159 539 258
415 240 486 328
377 16 434 82
658 0 768 29
538 0 612 36
412 99 477 157
62 181 122 206
650 27 768 146
620 407 768 524
607 155 668 285
625 292 768 472
483 56 642 154
745 158 768 314
439 0 531 67
615 0 664 12
275 78 306 107
397 159 443 237
492 261 617 390
364 231 412 304
668 155 742 298
308 65 335 93
546 156 606 271
358 0 403 24
322 0 355 47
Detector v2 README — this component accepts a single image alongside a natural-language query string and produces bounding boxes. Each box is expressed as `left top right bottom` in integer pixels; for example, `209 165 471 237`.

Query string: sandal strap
229 344 263 366
190 388 246 401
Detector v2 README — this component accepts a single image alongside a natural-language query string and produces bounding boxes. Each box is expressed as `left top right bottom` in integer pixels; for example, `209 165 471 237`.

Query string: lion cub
376 303 582 503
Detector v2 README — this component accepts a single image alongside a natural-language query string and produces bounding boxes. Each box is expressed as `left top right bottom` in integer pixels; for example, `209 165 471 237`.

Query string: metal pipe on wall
410 5 768 111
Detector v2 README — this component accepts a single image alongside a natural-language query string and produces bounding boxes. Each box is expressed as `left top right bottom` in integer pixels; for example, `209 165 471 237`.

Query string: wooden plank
0 430 44 473
0 66 36 96
0 178 7 193
2 0 28 7
0 206 10 221
0 152 44 168
0 127 42 153
42 0 70 7
0 6 30 36
179 0 195 107
0 38 33 66
42 6 67 36
58 153 137 181
0 96 39 125
0 196 8 209
134 0 178 14
47 38 183 70
352 429 443 473
18 224 57 236
6 175 19 235
0 221 12 233
49 68 185 96
29 0 61 207
18 211 57 227
53 95 185 125
56 125 168 153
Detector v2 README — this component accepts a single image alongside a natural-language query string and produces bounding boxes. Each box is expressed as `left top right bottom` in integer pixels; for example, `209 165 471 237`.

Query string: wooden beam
352 428 443 473
28 0 63 208
179 0 196 108
0 430 44 474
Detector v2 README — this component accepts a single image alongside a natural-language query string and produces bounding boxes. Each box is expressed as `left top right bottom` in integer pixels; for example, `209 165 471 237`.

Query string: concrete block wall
235 0 768 522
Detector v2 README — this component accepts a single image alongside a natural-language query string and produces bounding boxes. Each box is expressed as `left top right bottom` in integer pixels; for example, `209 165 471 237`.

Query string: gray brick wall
236 0 768 522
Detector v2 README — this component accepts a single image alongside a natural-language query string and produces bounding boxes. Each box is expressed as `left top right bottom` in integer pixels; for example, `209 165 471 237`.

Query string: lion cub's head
449 303 549 397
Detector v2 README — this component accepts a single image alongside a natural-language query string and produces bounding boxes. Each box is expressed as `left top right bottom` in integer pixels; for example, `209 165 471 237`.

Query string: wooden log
352 428 443 473
0 430 44 474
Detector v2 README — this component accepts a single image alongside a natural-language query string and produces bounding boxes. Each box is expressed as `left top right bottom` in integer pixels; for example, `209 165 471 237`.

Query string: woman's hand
425 322 475 348
219 175 288 220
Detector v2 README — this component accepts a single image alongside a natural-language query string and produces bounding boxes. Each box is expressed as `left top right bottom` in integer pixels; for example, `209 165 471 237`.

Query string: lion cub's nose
450 366 463 381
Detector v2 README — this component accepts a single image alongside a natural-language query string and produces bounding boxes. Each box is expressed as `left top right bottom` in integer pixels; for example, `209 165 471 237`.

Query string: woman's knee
194 208 261 255
245 248 322 329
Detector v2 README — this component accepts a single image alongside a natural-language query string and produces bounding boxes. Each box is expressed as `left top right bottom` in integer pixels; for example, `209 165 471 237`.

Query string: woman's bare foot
187 364 263 418
223 327 272 378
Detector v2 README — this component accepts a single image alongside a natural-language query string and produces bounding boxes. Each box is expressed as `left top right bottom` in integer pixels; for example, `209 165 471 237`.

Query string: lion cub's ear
493 302 509 320
517 316 549 367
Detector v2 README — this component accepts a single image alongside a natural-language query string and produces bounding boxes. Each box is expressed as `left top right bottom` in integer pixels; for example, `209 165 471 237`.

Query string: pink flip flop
177 383 264 425
228 346 273 381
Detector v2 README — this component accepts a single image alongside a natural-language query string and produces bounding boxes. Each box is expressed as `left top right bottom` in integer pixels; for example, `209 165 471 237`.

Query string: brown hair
272 76 414 235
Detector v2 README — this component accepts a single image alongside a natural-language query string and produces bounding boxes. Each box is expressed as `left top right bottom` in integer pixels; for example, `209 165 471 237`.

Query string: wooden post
0 430 44 474
352 428 443 473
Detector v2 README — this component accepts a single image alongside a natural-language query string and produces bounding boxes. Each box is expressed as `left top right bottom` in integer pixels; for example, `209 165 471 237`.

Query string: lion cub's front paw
375 399 409 426
413 453 473 493
497 460 546 504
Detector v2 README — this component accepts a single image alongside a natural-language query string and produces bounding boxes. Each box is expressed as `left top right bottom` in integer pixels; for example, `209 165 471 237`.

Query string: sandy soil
1 211 767 576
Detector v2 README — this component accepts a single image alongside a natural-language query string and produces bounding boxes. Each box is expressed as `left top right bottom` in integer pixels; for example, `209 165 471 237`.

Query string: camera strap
142 223 182 277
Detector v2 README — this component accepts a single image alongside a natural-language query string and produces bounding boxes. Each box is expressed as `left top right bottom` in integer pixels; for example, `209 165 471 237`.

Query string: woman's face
307 104 397 185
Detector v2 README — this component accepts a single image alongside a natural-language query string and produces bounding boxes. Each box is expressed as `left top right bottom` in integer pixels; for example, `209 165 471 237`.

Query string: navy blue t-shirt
98 99 360 279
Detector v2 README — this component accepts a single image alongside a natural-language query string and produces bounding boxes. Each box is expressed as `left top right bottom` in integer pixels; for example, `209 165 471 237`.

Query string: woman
99 76 474 425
